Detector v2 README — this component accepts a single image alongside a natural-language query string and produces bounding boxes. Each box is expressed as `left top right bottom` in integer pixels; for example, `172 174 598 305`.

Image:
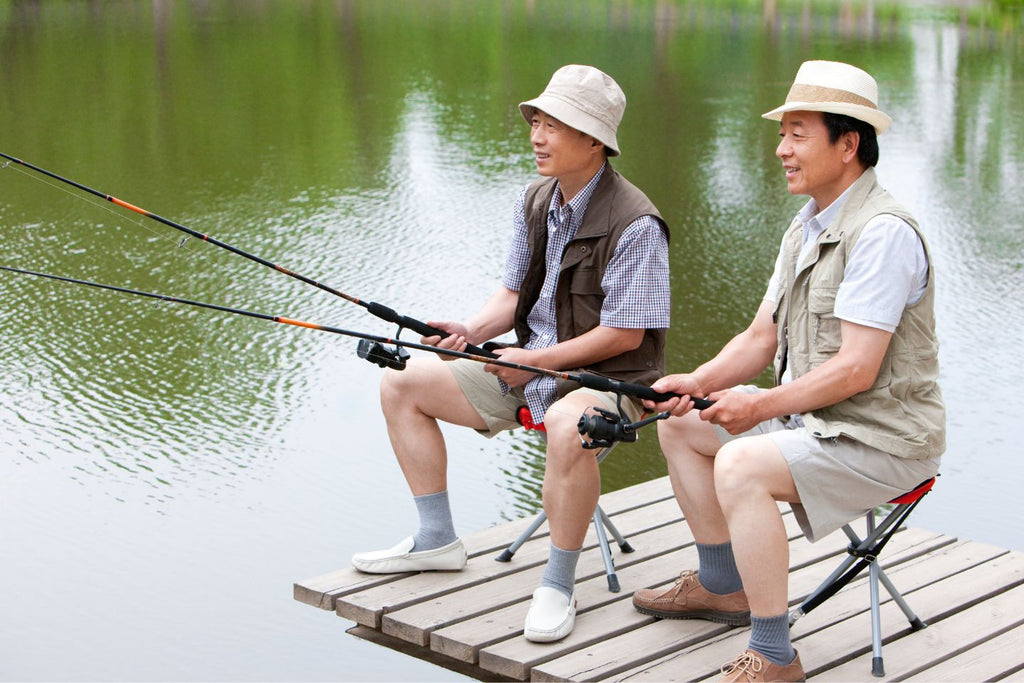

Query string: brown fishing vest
513 166 669 389
772 168 946 459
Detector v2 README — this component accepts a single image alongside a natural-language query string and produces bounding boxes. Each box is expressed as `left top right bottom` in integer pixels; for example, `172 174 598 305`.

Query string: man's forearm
465 287 519 343
528 325 646 371
692 300 780 395
751 321 891 419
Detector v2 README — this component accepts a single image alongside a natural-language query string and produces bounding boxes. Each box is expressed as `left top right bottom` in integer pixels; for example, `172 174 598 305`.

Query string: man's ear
842 130 861 163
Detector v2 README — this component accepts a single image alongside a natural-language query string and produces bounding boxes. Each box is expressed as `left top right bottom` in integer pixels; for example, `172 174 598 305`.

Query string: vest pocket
567 267 604 335
808 287 841 356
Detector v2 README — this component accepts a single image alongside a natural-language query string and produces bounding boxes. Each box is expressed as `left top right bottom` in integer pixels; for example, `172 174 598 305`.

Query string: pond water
1 1 1021 680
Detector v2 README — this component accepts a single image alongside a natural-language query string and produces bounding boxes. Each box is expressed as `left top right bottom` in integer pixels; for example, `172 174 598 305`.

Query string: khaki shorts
713 385 941 542
447 359 643 438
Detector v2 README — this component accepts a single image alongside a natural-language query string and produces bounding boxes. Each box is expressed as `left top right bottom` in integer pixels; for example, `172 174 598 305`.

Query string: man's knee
657 411 719 457
542 401 598 469
713 438 787 503
380 358 443 415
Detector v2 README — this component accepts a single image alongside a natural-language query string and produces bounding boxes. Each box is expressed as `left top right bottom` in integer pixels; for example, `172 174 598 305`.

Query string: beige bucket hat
762 60 892 134
519 64 626 156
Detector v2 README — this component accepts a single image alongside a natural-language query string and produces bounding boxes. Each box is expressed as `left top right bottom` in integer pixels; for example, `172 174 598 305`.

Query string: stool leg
597 506 634 553
592 508 620 593
869 559 885 677
495 510 547 562
877 567 927 630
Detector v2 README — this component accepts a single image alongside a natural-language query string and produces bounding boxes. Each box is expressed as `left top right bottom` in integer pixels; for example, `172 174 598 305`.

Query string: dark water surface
1 1 1021 680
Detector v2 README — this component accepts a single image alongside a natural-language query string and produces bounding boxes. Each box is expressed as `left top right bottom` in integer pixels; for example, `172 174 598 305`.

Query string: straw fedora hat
762 60 891 134
519 64 626 156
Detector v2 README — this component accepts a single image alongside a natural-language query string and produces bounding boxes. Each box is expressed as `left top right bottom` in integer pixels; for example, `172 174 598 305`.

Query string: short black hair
822 112 879 168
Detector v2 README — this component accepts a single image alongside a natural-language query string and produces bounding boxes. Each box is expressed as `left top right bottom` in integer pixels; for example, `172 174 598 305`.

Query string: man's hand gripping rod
356 302 497 370
573 374 714 449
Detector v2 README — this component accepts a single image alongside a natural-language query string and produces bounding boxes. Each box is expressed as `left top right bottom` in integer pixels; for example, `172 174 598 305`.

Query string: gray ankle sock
749 613 796 666
540 544 580 599
411 491 457 551
696 541 743 594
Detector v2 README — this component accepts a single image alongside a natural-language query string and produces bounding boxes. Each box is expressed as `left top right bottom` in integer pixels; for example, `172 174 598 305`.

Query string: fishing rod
1 265 712 433
0 151 495 359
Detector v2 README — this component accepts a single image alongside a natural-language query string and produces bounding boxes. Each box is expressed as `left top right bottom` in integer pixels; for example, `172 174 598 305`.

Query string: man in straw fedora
633 60 944 680
351 64 670 643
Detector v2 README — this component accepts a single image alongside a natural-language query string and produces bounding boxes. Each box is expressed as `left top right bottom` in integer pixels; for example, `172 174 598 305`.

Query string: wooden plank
293 567 404 610
294 471 1024 683
294 476 675 612
824 582 1024 681
482 516 835 681
433 512 833 670
523 525 876 682
338 497 687 629
800 550 1024 680
293 515 545 611
606 539 1000 682
595 476 676 513
464 511 806 667
386 518 693 647
345 624 514 682
786 527 954 609
788 538 999 637
430 537 705 666
482 547 713 681
872 625 1024 682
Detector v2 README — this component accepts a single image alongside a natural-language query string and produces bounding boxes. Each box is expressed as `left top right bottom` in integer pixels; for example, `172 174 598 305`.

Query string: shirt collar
797 181 855 235
548 162 607 227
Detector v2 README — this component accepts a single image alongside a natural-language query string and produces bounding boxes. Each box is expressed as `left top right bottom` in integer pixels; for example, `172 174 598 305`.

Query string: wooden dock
295 476 1024 681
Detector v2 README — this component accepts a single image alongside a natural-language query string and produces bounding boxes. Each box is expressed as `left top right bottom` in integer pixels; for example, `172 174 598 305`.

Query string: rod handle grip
575 373 714 409
365 301 497 358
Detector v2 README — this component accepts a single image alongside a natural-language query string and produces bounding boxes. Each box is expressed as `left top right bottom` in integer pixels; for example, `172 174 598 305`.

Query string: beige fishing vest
772 168 945 459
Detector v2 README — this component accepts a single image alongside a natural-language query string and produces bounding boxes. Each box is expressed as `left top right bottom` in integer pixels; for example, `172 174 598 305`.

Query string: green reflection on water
1 0 1021 514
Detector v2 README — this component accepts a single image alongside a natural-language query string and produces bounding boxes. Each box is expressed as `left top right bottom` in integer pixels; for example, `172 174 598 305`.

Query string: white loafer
523 586 576 642
351 536 467 574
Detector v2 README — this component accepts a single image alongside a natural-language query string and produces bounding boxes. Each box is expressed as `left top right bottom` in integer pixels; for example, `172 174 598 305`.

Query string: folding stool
789 476 937 677
494 407 635 592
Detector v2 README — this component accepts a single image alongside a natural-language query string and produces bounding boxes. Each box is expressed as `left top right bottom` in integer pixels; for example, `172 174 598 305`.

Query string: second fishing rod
0 151 495 358
2 264 713 446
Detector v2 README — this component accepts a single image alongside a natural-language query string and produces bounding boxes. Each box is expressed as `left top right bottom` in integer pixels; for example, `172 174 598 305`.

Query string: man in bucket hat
632 60 944 681
352 65 670 643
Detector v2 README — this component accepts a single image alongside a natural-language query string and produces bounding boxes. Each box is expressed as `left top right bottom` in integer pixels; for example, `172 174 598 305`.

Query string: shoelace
668 569 698 595
722 651 764 679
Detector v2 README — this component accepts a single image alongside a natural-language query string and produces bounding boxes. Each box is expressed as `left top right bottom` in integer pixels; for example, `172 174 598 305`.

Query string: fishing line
3 154 708 446
1 160 193 254
0 264 711 415
0 151 493 356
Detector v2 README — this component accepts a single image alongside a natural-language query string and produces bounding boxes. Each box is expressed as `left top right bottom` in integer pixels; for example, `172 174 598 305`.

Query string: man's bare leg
657 411 729 542
351 357 490 571
714 436 797 616
379 356 489 496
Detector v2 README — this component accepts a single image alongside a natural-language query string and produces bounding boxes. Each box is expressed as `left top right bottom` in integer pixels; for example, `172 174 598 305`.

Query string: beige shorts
713 385 941 542
447 358 643 438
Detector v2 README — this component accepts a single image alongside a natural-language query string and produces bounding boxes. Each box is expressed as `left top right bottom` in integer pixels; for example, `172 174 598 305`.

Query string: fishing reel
577 395 670 450
357 338 410 371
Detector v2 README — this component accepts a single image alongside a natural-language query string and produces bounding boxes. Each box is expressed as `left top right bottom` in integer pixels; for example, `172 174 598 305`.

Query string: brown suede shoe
631 570 750 625
720 649 805 682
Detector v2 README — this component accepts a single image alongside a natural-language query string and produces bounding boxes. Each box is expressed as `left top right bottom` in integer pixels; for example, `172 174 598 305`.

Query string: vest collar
792 168 880 275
